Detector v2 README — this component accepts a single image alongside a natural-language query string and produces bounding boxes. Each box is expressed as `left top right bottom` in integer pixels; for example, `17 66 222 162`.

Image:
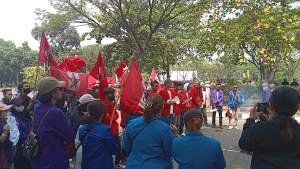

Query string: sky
0 0 299 50
0 0 51 49
0 0 109 50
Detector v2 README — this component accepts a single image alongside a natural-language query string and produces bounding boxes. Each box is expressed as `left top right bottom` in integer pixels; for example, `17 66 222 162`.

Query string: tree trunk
260 65 276 83
166 65 170 79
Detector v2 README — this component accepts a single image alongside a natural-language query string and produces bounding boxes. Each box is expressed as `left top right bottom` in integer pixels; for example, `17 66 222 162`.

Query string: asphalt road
173 118 252 169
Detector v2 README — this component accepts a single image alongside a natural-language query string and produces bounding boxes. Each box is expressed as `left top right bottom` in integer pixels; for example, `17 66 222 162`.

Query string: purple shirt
32 103 75 169
210 89 224 107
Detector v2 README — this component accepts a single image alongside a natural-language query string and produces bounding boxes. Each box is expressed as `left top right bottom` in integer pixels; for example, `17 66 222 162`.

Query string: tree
38 0 211 68
22 66 46 88
31 10 81 54
203 0 300 82
0 39 37 86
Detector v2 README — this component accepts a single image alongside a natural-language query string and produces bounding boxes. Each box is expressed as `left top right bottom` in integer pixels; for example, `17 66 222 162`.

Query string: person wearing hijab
123 95 175 169
172 109 226 169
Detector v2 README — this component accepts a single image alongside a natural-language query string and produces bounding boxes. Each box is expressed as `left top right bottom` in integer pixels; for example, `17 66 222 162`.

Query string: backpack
22 110 50 160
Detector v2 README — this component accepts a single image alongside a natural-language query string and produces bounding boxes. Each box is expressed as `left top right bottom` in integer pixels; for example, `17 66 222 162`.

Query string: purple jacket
210 89 224 107
32 103 75 169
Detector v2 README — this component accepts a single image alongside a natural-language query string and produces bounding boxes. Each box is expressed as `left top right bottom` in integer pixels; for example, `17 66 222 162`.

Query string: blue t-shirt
172 131 226 169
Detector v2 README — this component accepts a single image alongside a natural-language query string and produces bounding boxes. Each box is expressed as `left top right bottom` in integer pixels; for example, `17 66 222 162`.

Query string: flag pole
109 62 128 127
33 61 40 92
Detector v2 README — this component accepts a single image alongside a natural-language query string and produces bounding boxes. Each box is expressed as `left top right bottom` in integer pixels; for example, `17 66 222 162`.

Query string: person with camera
239 86 300 169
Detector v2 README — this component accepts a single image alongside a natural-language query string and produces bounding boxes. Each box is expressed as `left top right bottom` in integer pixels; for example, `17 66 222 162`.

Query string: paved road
173 117 252 169
202 126 251 169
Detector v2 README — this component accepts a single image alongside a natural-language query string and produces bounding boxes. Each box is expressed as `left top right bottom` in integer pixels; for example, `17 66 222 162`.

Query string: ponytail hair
144 95 163 123
270 86 300 145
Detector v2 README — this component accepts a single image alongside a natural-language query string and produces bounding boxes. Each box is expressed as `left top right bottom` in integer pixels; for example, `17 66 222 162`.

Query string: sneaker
228 126 233 129
234 126 239 130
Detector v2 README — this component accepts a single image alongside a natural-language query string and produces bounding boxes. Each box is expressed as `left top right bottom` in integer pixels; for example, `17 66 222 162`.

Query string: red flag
150 68 159 82
88 75 97 90
106 77 115 86
38 32 57 66
49 66 88 96
120 57 145 116
115 58 127 79
57 55 86 72
89 52 108 100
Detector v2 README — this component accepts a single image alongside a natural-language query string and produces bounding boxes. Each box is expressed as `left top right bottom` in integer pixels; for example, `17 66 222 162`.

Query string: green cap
37 77 65 95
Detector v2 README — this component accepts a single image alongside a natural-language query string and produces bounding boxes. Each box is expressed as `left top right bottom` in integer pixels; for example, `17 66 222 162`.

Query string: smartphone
257 102 269 113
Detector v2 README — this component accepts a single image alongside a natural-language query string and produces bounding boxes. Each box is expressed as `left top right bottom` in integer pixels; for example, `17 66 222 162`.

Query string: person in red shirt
190 81 204 112
147 80 159 98
102 87 124 167
173 82 188 134
159 79 175 124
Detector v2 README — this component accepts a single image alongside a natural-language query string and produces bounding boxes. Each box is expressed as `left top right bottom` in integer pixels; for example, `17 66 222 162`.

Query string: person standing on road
227 85 244 129
239 86 300 169
172 109 226 169
211 83 224 128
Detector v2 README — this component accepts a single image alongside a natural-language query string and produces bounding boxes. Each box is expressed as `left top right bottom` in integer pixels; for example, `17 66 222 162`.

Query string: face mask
23 88 31 94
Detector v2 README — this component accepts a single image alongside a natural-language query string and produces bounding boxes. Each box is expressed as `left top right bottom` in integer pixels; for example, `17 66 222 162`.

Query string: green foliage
37 0 211 75
203 0 300 82
0 39 37 86
31 9 81 54
22 66 46 88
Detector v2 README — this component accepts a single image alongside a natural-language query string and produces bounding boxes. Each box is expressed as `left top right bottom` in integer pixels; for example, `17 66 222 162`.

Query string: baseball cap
79 94 98 104
37 77 65 95
0 103 12 111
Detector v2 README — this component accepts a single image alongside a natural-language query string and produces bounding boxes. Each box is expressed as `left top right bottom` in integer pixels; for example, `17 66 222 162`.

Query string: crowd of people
0 76 299 169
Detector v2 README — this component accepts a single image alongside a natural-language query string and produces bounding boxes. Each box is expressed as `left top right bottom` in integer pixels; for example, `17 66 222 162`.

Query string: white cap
79 94 98 104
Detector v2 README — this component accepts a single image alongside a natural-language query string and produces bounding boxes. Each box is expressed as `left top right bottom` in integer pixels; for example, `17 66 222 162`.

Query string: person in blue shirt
172 109 226 169
80 100 117 169
227 85 244 129
123 95 175 169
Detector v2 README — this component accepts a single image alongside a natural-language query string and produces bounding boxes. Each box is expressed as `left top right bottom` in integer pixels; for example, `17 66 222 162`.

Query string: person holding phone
239 86 300 169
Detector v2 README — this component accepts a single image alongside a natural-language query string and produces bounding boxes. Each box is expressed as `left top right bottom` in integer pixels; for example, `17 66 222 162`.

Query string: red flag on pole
115 58 127 79
57 55 86 72
150 68 159 82
38 32 57 66
49 66 88 96
89 52 108 100
119 57 145 123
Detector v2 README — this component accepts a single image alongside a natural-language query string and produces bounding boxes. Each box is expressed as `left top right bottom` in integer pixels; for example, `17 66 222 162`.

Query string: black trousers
212 106 223 126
